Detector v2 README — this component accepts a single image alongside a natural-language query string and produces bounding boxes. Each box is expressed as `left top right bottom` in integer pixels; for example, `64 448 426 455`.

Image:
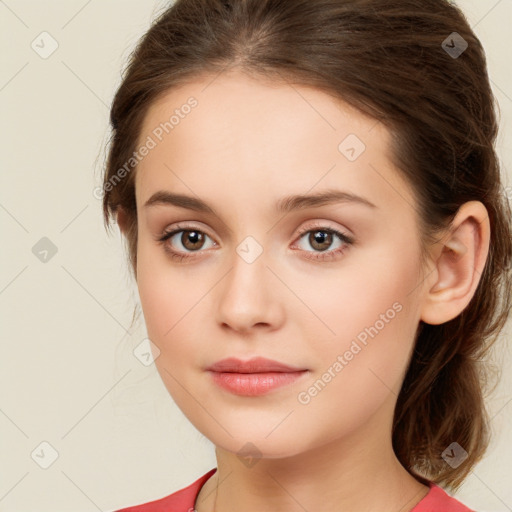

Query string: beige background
1 1 511 511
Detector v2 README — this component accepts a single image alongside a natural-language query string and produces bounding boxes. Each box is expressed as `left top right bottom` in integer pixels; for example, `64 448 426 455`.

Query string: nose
214 248 285 334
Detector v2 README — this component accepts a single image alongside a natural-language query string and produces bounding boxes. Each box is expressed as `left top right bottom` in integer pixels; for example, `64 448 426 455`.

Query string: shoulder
411 482 475 512
112 468 217 512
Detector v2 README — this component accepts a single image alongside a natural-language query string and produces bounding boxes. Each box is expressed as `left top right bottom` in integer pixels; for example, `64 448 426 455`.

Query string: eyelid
156 221 216 242
293 220 354 243
157 220 352 242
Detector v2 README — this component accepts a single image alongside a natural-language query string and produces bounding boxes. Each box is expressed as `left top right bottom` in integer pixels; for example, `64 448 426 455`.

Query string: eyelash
156 222 355 263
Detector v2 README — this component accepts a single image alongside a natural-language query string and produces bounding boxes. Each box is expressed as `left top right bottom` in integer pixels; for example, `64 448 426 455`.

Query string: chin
197 421 314 460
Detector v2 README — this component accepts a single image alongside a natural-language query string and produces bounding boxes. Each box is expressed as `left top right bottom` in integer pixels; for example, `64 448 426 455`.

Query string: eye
157 223 216 262
292 223 354 261
156 221 354 263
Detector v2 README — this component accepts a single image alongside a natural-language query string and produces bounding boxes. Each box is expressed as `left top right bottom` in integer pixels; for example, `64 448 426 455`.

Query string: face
133 69 428 459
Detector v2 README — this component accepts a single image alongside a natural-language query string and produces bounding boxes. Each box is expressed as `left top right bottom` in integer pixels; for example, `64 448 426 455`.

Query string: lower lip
208 371 308 396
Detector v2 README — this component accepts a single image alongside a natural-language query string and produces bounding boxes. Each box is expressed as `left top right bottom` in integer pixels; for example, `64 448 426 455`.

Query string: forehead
134 70 415 216
138 69 382 153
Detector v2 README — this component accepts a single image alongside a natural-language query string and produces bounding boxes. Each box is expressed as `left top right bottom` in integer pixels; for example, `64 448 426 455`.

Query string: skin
117 69 490 512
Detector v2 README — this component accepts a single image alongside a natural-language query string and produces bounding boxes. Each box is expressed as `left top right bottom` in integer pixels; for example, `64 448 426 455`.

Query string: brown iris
181 230 206 251
309 230 332 252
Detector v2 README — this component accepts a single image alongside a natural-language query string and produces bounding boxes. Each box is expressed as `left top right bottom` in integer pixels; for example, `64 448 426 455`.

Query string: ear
420 201 491 325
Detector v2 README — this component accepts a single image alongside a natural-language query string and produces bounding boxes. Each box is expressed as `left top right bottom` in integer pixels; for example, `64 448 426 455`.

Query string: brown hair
101 0 512 491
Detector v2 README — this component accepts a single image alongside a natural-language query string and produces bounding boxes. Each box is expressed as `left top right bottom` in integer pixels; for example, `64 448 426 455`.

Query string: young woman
102 1 512 511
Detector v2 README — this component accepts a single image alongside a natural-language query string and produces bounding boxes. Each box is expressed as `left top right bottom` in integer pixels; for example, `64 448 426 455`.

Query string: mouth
206 357 309 396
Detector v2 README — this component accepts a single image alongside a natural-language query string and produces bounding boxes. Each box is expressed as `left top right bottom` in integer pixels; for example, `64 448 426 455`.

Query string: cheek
136 261 206 411
136 241 198 351
297 244 419 339
290 281 419 445
295 248 421 390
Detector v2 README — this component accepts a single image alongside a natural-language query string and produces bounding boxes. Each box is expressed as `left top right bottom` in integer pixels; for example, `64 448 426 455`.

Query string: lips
206 357 309 396
206 356 306 373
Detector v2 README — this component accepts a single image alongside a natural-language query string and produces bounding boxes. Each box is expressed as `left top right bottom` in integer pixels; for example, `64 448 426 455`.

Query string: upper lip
207 357 306 373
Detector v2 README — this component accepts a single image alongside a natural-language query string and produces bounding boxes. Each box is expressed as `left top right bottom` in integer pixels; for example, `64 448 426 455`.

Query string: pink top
114 468 475 511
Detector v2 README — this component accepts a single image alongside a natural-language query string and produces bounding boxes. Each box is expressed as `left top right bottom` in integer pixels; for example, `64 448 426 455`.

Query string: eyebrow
143 188 377 214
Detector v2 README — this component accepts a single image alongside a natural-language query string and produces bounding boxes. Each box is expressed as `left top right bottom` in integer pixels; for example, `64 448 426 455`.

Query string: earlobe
420 201 490 326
